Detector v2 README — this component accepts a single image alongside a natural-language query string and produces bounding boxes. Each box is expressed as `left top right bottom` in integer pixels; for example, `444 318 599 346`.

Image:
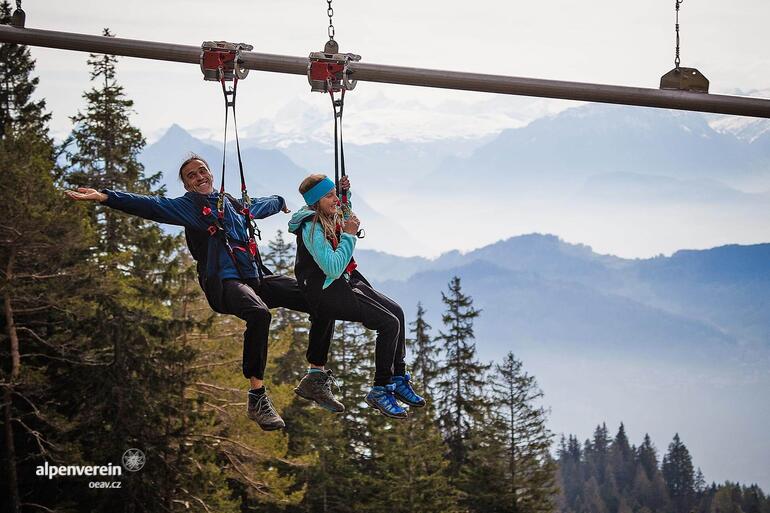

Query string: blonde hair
299 174 340 245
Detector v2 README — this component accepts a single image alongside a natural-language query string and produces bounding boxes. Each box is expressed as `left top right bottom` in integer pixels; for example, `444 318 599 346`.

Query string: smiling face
316 188 339 217
181 159 214 194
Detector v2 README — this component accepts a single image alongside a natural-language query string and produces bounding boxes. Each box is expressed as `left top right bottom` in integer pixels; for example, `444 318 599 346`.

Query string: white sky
24 0 770 139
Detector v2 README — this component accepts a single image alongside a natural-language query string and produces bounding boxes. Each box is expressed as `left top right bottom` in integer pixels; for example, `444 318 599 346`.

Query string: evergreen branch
189 359 240 370
15 327 111 365
186 433 302 467
222 451 272 497
12 272 71 280
9 306 54 314
0 224 22 237
191 381 243 394
20 503 60 513
202 401 233 420
20 353 112 366
11 416 58 455
178 488 213 513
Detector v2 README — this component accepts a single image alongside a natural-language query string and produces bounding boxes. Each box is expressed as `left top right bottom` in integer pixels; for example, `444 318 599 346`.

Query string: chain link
326 0 335 40
16 0 22 10
674 0 683 68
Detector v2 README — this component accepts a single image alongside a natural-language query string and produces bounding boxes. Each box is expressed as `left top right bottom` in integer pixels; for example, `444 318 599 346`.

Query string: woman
288 174 425 419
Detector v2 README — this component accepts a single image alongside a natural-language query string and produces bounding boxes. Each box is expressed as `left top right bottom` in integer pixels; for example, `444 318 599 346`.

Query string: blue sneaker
365 384 408 419
391 373 426 407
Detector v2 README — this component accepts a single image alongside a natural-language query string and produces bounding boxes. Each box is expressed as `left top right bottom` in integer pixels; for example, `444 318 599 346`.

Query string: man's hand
340 176 350 192
65 188 107 202
342 215 360 235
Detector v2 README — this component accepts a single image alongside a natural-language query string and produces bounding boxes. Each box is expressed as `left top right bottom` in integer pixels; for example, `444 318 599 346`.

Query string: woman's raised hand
342 215 360 235
340 176 351 192
65 188 107 202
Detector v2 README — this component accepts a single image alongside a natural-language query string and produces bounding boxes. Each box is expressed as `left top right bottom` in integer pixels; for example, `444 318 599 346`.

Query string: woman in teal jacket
288 174 425 419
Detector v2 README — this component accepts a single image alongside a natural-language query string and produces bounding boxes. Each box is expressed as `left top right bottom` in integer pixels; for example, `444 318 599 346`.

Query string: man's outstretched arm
66 188 204 229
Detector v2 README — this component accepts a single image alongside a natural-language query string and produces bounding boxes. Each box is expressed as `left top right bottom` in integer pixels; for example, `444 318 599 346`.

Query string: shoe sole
294 388 345 414
394 393 426 408
248 415 285 431
365 396 408 419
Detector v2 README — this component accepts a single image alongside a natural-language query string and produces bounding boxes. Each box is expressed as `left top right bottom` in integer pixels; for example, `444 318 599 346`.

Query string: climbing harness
660 1 709 93
307 0 364 238
199 41 266 279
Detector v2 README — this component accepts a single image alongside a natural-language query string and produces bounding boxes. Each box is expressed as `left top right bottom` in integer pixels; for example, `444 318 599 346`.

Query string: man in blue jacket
66 155 342 431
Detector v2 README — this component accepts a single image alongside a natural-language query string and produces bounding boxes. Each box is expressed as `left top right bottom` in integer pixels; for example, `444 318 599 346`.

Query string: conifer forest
1 6 769 512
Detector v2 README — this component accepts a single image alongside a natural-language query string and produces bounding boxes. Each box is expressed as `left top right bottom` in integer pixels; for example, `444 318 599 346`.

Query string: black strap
217 75 261 272
329 88 347 197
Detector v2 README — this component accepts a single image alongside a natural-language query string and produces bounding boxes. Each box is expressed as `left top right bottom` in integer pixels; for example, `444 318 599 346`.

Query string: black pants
222 275 334 380
308 276 406 386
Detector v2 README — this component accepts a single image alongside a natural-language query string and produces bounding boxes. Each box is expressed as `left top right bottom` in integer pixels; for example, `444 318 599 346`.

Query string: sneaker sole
365 396 408 419
394 393 426 408
248 415 285 431
259 422 285 431
294 388 345 414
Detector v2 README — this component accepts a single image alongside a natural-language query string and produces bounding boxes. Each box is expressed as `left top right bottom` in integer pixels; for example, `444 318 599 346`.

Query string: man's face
181 159 214 194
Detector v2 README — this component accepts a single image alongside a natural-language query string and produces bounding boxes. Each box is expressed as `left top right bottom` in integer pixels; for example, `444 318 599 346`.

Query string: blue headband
302 177 335 205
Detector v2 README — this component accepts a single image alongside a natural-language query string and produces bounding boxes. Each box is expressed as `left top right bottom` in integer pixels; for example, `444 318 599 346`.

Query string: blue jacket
287 206 356 289
102 189 285 280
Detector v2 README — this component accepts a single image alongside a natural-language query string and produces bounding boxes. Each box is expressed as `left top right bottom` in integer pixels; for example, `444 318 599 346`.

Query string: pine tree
0 0 48 138
486 351 556 512
286 321 376 513
557 435 584 507
366 312 460 513
638 433 659 481
434 276 489 472
662 433 695 513
695 467 707 494
408 302 440 396
367 403 460 513
609 423 635 494
65 29 154 255
263 229 294 276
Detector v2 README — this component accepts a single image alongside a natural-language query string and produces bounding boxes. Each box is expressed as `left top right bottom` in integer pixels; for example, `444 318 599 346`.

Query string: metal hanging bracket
308 40 361 93
200 41 253 82
660 67 709 93
11 3 25 28
660 0 709 93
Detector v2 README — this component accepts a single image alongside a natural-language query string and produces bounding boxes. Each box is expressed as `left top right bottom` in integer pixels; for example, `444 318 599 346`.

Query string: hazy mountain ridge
355 235 770 364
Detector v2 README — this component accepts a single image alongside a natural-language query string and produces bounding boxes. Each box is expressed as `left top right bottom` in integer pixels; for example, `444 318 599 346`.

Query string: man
66 155 344 431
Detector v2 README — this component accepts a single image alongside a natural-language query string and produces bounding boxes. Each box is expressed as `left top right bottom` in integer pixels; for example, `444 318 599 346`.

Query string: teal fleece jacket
288 207 357 289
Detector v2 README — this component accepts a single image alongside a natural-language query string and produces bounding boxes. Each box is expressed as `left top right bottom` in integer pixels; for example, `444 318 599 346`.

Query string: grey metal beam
2 25 770 118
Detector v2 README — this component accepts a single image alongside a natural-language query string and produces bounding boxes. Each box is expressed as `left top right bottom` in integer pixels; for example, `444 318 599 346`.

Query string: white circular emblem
121 448 146 472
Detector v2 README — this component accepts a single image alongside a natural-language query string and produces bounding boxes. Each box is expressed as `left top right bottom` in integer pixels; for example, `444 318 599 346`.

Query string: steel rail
2 25 770 118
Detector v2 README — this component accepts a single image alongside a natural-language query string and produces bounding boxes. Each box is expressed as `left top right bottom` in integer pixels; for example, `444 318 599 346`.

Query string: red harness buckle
207 225 218 236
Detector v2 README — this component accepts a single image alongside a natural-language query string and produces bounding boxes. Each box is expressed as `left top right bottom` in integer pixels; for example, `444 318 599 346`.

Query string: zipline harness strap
330 88 348 213
200 41 266 279
307 1 364 237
